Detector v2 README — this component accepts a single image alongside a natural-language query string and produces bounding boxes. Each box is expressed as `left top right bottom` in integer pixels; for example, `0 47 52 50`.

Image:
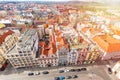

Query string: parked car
28 72 34 76
76 69 81 72
108 67 112 74
70 69 76 72
72 75 78 78
35 72 40 75
42 71 49 74
64 69 69 72
59 70 64 73
65 76 72 79
60 76 65 80
54 77 60 80
81 68 87 71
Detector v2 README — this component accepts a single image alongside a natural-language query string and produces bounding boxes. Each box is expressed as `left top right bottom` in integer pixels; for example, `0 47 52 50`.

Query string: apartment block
0 30 18 68
7 29 39 68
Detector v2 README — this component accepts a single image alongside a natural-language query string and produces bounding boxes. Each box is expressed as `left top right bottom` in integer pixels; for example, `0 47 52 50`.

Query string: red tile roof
39 41 57 57
93 35 120 53
61 21 70 26
81 27 90 33
56 36 69 50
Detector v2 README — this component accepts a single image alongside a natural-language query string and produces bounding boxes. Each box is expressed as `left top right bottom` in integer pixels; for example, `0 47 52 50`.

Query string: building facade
68 49 78 65
38 41 58 67
0 30 18 68
7 29 39 68
84 47 101 64
77 48 88 65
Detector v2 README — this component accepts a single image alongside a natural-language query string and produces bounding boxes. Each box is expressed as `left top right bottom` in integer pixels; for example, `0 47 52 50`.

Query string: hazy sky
0 0 120 3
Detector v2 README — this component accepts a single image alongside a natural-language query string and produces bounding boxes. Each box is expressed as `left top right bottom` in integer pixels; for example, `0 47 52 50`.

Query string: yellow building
84 46 100 64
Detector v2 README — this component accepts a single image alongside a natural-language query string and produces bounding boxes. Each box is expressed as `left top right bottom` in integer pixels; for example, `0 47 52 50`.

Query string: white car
34 72 40 75
64 70 69 72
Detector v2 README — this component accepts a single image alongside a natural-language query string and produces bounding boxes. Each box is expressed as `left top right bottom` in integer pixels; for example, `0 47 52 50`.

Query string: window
5 46 9 50
18 51 22 53
28 54 31 56
42 56 44 58
20 54 23 56
11 55 14 57
24 54 27 56
54 60 56 63
23 51 26 53
51 55 54 58
16 55 18 57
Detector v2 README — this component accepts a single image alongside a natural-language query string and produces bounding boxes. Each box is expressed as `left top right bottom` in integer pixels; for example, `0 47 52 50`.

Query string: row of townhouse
5 27 101 69
2 25 103 69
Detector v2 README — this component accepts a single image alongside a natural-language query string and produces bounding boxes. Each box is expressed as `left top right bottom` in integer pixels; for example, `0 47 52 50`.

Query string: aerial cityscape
0 0 120 80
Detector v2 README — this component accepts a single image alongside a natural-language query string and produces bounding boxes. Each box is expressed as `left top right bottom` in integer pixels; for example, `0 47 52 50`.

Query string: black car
81 68 87 71
28 72 34 76
72 75 78 78
108 68 112 74
70 69 76 72
59 70 64 73
42 71 49 74
54 77 60 80
65 76 72 79
76 69 81 72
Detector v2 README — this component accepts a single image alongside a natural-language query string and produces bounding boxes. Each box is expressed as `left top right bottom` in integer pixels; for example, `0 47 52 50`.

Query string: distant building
0 11 7 18
0 19 12 27
37 25 45 39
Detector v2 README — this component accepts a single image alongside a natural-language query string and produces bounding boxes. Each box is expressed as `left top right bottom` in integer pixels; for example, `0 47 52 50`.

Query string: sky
0 0 120 3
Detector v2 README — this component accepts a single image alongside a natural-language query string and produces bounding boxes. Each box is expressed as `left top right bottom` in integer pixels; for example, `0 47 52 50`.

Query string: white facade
58 47 69 66
7 29 39 68
68 49 78 65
